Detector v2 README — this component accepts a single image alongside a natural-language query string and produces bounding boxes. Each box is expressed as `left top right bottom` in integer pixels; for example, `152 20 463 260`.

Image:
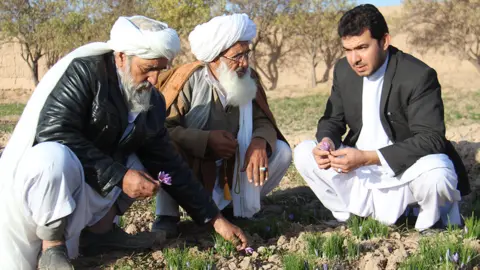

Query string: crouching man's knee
293 140 317 173
16 142 84 226
412 167 461 204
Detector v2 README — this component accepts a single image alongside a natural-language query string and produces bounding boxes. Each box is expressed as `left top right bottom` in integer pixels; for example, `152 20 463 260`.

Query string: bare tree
0 0 68 85
399 0 480 73
290 0 352 88
229 0 294 90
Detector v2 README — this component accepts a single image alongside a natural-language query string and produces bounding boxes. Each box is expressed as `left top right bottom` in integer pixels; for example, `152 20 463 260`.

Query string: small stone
229 262 237 270
252 252 259 259
125 224 138 234
391 232 401 239
263 264 273 270
277 235 287 246
240 257 252 270
268 245 277 251
268 254 281 264
151 250 163 261
258 246 267 254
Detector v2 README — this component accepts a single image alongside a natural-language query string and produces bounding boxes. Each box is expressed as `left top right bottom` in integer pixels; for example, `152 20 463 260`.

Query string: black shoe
38 245 74 270
151 215 180 238
79 225 156 256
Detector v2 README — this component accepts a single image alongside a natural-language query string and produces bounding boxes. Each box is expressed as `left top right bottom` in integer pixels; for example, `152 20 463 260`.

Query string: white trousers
0 142 142 270
294 140 462 230
155 140 292 216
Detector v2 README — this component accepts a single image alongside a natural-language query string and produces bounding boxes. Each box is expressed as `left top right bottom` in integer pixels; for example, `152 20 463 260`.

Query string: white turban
188 13 256 62
108 16 181 60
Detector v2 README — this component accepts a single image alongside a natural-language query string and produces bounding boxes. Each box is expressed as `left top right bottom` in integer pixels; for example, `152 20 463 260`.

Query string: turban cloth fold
108 16 180 60
188 13 256 62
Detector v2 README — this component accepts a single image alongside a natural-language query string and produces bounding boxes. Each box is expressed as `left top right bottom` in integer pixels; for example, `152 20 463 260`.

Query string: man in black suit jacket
294 4 469 230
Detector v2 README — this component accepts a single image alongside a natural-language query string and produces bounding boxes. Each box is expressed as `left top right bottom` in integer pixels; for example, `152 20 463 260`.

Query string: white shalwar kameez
294 55 462 230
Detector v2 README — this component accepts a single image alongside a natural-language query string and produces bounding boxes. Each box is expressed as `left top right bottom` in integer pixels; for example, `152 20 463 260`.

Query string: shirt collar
366 53 390 82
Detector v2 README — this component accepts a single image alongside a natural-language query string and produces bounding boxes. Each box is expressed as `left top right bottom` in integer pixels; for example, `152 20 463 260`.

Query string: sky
357 0 402 6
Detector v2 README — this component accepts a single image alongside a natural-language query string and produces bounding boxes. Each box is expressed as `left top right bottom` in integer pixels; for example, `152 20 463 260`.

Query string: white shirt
355 54 395 176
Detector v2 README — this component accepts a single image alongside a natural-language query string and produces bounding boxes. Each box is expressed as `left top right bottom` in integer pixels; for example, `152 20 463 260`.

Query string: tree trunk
310 57 317 88
319 62 333 83
31 60 39 86
470 57 480 74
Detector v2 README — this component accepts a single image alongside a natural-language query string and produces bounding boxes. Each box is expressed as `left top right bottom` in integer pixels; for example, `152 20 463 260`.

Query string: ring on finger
337 168 342 173
259 166 267 172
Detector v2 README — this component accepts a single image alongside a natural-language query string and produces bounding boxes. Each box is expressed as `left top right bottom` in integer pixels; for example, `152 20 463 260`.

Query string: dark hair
338 4 389 40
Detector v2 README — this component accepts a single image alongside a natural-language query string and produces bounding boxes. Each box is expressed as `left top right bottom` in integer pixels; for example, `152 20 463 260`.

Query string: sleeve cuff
192 130 211 158
376 149 395 177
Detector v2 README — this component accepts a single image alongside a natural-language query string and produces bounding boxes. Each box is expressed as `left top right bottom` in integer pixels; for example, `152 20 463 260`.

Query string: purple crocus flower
314 248 319 257
158 171 172 185
186 261 190 267
446 249 451 262
265 226 271 232
288 213 295 221
323 264 328 270
245 247 254 255
452 252 459 263
319 141 330 151
465 226 469 234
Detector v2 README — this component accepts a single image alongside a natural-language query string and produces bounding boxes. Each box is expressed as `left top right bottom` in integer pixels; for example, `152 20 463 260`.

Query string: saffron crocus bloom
452 252 459 263
158 171 172 185
323 264 328 270
245 247 254 255
319 141 330 151
288 213 294 221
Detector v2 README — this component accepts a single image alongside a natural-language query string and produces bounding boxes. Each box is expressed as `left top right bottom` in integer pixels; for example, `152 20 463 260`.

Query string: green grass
347 216 389 240
269 94 328 134
163 247 215 270
212 232 236 257
398 234 478 270
464 213 480 239
304 232 359 262
442 90 480 126
0 103 25 117
282 253 308 270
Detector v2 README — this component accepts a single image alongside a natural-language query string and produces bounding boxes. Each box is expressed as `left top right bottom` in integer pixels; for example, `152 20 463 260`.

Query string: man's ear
114 52 127 68
382 33 391 51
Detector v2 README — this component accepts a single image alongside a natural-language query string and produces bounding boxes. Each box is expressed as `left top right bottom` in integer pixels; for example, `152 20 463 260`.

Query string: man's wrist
210 213 223 227
362 150 380 166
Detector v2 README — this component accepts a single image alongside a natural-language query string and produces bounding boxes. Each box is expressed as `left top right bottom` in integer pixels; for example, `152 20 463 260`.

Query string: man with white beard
152 13 292 237
0 16 247 270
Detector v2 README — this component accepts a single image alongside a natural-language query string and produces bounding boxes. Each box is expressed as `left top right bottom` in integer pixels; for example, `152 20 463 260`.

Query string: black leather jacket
35 53 219 224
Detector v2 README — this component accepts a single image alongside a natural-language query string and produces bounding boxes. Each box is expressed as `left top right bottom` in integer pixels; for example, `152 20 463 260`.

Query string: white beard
117 59 152 113
216 61 257 107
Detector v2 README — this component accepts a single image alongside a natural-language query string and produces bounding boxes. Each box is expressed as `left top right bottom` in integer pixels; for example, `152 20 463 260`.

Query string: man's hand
242 137 268 187
122 169 160 199
207 130 238 159
312 137 335 170
329 148 380 173
211 214 248 250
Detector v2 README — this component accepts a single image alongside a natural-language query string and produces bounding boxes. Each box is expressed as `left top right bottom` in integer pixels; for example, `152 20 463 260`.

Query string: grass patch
398 234 478 270
0 103 25 117
282 253 308 270
304 232 360 262
443 90 480 126
464 213 480 239
213 232 236 257
163 247 215 270
347 216 389 240
269 94 328 134
0 121 15 133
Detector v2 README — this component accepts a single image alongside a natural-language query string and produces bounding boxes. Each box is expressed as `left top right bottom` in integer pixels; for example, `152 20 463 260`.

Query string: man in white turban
152 13 292 237
0 15 247 270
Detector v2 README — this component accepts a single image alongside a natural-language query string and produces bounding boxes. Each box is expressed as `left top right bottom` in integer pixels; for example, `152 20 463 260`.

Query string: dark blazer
35 53 219 224
316 46 470 196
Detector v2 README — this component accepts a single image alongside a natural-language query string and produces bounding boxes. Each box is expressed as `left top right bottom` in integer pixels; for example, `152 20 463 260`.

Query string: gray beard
117 60 152 113
216 61 257 107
